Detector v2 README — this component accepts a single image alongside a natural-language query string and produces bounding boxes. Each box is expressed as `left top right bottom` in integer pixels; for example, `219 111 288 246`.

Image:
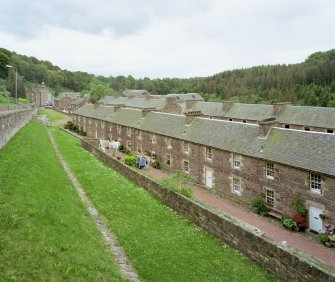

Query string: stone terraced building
54 92 89 113
72 97 335 232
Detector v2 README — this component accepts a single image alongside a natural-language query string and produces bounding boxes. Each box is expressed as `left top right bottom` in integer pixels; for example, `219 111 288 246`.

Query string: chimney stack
258 118 277 138
141 107 156 118
273 102 291 117
223 100 239 111
185 110 203 125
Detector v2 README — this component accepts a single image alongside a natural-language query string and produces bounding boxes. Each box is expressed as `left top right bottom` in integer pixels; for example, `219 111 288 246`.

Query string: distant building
26 86 53 107
54 92 89 113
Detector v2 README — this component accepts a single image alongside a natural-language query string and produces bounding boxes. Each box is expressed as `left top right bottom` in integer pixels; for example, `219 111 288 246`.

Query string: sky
0 0 335 79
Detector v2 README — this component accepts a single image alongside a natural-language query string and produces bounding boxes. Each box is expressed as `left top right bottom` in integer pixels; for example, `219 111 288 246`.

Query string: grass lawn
37 108 71 125
0 121 125 281
51 128 280 282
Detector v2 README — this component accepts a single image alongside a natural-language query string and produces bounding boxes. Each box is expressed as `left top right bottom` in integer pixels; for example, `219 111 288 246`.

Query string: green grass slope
51 128 280 282
0 121 125 281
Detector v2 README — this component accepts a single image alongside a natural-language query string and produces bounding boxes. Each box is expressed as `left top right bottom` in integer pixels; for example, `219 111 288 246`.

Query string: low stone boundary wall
81 138 335 282
0 108 35 149
0 104 31 112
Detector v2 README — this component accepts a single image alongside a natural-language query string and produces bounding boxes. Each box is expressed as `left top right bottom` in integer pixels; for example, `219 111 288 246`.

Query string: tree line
0 47 335 106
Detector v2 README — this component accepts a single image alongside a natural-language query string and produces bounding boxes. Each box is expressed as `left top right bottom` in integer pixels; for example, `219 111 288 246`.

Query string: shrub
293 200 307 217
152 160 160 169
250 195 269 216
124 155 137 167
318 233 329 242
282 216 298 229
161 171 193 198
291 213 307 231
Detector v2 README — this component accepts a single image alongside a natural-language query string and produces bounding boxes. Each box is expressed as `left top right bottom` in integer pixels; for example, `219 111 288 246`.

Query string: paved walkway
143 165 335 271
47 129 141 282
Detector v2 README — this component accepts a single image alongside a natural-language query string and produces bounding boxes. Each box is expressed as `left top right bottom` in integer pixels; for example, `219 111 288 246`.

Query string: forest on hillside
1 47 335 106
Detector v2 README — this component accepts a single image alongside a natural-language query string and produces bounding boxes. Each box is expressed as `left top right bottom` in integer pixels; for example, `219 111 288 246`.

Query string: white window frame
233 154 241 169
137 144 142 153
265 189 275 207
150 133 157 144
206 147 212 160
117 124 122 134
266 163 274 180
137 130 142 140
166 137 172 149
233 178 241 196
183 160 189 174
184 142 190 154
127 127 132 137
166 154 171 166
127 140 131 149
310 173 321 193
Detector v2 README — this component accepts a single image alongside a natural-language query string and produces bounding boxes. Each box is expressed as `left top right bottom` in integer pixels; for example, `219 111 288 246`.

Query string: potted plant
329 236 335 247
282 216 298 230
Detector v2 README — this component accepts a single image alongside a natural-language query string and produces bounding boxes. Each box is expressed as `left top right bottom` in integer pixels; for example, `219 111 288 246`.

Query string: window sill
266 176 274 180
310 189 322 195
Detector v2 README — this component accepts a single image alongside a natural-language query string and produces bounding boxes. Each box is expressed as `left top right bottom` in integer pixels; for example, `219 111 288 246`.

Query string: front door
205 169 213 189
309 206 323 232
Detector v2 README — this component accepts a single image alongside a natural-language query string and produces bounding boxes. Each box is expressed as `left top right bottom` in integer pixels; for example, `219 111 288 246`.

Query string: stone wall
81 138 335 282
0 109 35 149
0 104 31 112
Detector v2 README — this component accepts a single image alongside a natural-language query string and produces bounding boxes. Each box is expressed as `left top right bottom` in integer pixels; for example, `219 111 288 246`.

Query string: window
127 127 132 137
265 189 274 207
304 127 310 131
266 163 274 179
284 124 290 129
233 154 241 169
127 141 131 149
137 144 142 153
101 121 105 129
166 155 171 166
150 133 157 144
233 178 241 195
109 124 112 131
327 129 333 134
117 124 122 134
165 137 172 149
184 142 190 154
137 130 142 140
310 173 321 193
183 160 189 173
206 147 212 160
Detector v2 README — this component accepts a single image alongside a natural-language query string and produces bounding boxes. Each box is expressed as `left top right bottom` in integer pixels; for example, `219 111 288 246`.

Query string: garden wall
0 108 35 149
81 138 335 282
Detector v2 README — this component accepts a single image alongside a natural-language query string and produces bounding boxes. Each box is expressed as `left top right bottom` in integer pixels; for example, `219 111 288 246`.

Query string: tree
0 48 11 79
89 81 110 103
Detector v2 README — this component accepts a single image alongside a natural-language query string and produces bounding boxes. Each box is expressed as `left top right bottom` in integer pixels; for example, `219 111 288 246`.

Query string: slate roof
140 112 186 139
166 93 204 101
108 108 143 128
74 104 115 120
184 119 264 156
98 96 166 109
224 103 274 121
71 97 86 105
55 92 81 101
123 90 149 97
260 128 335 176
277 105 335 128
186 101 225 117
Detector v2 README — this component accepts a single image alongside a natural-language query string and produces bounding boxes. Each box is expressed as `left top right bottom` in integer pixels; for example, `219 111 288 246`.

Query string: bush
293 200 307 217
282 216 298 229
152 160 160 169
250 195 269 216
161 171 193 198
124 155 137 167
291 213 307 231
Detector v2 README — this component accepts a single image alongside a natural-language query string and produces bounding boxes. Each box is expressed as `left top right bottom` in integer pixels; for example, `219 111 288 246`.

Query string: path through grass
37 108 71 125
0 121 125 281
51 128 280 282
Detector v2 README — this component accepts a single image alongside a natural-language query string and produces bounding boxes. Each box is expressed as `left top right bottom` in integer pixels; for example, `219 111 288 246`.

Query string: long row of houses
72 95 335 232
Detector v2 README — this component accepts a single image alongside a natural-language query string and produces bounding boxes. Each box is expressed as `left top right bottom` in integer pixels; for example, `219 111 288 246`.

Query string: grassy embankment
37 108 71 125
51 128 280 282
0 120 125 281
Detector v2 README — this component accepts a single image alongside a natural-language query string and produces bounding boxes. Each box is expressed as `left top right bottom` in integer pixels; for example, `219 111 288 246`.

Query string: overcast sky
0 0 334 78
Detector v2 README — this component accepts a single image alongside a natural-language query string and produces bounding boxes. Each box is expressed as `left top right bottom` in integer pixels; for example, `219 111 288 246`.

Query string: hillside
1 47 335 106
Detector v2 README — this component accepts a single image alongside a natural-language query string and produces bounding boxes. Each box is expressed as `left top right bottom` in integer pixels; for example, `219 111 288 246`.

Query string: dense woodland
1 47 335 106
